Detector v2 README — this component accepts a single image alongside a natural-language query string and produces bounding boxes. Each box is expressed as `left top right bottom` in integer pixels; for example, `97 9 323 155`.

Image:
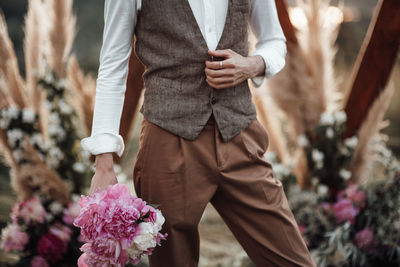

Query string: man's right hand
88 153 118 196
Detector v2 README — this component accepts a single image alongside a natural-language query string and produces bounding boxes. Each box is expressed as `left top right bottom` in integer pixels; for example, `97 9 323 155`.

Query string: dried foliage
67 55 96 136
350 85 395 183
44 0 76 78
0 13 27 108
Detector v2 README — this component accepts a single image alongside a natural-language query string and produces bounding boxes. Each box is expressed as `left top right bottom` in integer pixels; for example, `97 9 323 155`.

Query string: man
81 0 316 266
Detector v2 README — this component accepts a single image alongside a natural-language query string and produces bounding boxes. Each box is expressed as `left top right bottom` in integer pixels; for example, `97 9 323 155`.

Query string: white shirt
81 0 287 157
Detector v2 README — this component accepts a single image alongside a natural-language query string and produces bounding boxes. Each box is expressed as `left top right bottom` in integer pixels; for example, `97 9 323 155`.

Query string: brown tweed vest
134 0 257 142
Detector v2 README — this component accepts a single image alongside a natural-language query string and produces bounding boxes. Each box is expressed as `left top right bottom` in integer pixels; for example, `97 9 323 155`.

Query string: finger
206 79 235 89
205 60 234 70
208 49 232 58
205 67 234 78
206 75 234 85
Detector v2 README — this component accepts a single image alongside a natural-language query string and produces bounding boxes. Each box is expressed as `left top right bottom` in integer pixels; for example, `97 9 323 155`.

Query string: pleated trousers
133 114 316 267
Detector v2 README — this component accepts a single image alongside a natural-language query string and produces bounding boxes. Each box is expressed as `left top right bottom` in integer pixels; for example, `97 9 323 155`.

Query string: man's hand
205 49 266 89
88 153 118 196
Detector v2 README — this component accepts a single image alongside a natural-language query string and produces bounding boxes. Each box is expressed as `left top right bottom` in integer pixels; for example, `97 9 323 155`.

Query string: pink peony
49 222 72 243
355 227 375 252
333 198 360 225
0 224 29 252
298 224 307 235
37 233 67 264
63 201 81 225
77 253 89 267
73 183 167 266
345 185 366 206
11 195 46 225
31 256 49 267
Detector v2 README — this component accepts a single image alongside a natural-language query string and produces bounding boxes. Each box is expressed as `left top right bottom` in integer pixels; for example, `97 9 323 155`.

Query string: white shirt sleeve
249 0 287 88
80 0 136 157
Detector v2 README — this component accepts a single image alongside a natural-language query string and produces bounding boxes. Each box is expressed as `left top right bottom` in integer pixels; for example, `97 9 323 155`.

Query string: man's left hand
205 49 265 90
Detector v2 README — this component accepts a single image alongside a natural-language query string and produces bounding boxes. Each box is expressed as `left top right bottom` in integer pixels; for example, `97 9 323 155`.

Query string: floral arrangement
73 184 167 266
297 111 358 194
0 193 82 267
281 111 400 267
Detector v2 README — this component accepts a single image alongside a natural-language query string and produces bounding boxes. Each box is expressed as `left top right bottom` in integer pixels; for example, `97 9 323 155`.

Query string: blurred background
0 0 399 266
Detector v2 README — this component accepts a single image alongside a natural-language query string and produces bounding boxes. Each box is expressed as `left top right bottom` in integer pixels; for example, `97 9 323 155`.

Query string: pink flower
298 224 307 235
333 198 359 225
73 184 167 266
77 253 89 267
11 195 46 225
49 222 72 243
345 185 366 206
31 256 49 267
37 233 67 264
355 227 374 252
0 224 29 252
63 201 81 225
80 239 130 267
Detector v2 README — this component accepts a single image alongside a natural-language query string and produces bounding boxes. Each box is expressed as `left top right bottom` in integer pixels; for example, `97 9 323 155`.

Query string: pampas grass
10 135 70 205
264 0 343 186
350 84 395 184
44 0 76 78
67 55 96 136
0 13 27 108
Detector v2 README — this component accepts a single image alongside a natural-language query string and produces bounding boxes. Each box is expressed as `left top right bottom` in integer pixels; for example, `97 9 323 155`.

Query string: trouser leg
210 118 316 267
133 118 218 267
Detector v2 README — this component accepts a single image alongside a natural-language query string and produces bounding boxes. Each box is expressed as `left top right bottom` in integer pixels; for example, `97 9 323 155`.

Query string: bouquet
73 184 167 266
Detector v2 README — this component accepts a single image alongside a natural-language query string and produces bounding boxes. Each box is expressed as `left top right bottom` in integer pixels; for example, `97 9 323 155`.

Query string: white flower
22 109 35 123
264 151 277 163
316 161 324 169
44 72 54 84
48 124 66 140
7 129 24 147
154 210 165 232
58 99 72 115
49 112 60 125
311 177 319 186
5 106 19 120
325 127 334 139
344 136 358 149
49 201 64 214
72 162 86 173
312 149 324 163
339 169 352 180
45 213 54 222
49 147 64 160
317 185 329 196
320 112 335 125
56 79 68 88
334 111 347 124
30 133 45 148
273 164 291 179
0 118 9 129
297 134 309 147
133 222 157 251
12 149 24 162
44 100 54 110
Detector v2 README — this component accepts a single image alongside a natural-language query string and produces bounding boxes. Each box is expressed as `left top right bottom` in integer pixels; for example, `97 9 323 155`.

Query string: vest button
211 97 217 105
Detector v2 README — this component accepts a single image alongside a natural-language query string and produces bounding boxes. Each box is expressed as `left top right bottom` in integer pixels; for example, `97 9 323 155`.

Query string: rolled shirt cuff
80 133 125 157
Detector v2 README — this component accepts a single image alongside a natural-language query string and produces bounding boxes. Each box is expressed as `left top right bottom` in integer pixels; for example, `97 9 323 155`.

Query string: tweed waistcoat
134 0 257 142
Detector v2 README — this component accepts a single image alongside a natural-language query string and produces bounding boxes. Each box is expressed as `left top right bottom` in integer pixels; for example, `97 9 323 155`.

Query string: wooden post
344 0 400 138
275 0 298 48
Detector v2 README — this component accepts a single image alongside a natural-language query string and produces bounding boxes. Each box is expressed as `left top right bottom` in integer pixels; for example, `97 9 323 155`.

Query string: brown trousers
133 115 316 267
